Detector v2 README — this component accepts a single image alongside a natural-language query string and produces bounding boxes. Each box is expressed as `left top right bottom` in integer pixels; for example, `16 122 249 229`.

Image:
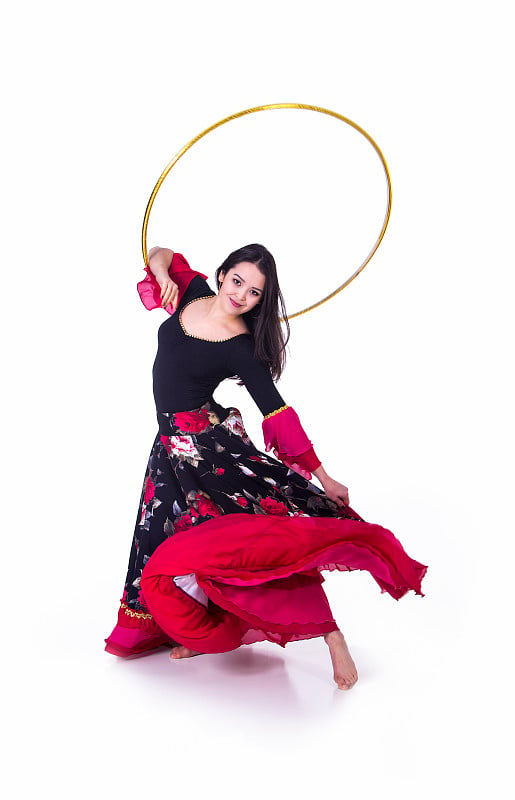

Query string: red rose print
160 435 171 454
259 497 288 516
143 477 155 504
215 468 225 475
196 494 222 518
235 496 248 507
174 515 193 533
174 411 211 433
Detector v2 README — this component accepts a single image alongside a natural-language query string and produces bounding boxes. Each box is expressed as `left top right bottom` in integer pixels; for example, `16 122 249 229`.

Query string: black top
152 275 285 416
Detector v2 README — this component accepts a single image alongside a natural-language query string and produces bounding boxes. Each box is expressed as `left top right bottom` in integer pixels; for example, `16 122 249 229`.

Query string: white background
2 1 513 797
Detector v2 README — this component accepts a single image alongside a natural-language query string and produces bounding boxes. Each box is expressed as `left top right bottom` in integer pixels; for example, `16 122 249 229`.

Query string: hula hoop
141 103 392 320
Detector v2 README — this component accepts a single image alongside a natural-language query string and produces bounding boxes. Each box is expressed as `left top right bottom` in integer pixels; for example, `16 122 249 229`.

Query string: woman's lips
230 298 242 308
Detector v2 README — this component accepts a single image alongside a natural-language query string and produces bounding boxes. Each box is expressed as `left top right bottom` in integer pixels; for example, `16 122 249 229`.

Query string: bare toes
169 645 202 660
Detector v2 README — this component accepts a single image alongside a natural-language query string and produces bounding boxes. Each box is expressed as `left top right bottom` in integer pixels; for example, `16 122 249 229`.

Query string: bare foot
169 645 203 660
324 630 358 690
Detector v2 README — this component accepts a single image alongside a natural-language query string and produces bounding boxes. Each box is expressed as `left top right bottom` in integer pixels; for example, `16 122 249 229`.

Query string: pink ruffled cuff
262 406 322 479
136 252 208 315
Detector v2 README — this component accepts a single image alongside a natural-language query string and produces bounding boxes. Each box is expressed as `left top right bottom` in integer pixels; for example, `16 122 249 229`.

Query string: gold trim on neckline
179 295 250 343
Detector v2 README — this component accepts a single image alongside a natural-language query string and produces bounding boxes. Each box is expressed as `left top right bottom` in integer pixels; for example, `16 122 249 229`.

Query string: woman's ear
218 270 226 288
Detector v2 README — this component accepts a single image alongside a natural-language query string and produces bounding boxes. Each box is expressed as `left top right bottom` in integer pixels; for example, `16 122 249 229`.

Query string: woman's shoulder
177 274 215 309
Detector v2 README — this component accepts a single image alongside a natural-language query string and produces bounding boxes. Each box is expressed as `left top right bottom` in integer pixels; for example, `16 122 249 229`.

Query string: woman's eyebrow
233 273 262 292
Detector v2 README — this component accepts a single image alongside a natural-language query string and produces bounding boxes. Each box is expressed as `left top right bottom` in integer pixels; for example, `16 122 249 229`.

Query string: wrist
153 267 171 286
313 464 329 483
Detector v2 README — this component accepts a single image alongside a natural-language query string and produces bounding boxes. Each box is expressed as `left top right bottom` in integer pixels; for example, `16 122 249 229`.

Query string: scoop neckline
179 294 252 343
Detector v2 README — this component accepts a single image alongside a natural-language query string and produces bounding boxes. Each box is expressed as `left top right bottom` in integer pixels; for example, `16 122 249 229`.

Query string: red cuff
262 406 321 479
274 447 322 476
136 252 208 315
291 447 322 471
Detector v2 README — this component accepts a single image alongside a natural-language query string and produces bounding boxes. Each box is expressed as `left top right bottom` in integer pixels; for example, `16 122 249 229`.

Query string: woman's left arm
263 407 350 506
230 340 350 504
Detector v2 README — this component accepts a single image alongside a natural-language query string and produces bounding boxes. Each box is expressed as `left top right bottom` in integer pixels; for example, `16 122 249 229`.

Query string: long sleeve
229 338 322 479
136 252 208 315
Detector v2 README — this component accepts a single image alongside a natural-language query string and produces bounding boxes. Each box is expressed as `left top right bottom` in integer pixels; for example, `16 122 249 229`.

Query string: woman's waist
156 398 233 436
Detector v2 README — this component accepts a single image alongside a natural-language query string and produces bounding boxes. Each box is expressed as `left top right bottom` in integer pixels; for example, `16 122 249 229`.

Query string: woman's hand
158 275 180 310
322 476 350 508
313 466 350 508
322 478 349 508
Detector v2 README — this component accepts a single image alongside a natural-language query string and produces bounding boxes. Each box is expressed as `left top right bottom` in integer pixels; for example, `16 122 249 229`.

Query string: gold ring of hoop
141 103 392 320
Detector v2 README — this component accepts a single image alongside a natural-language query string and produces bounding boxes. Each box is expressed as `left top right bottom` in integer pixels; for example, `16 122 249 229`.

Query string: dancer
105 244 427 690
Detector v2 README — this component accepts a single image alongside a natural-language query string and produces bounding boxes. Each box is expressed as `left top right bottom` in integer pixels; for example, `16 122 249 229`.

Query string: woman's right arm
147 247 179 309
137 248 208 314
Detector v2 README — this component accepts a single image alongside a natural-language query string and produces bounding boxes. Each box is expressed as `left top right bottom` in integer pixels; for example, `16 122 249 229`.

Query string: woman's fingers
169 287 179 309
322 478 349 508
161 280 179 308
328 491 347 508
335 491 349 507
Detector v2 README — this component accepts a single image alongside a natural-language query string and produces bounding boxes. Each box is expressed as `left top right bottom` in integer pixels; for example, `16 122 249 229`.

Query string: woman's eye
232 278 240 285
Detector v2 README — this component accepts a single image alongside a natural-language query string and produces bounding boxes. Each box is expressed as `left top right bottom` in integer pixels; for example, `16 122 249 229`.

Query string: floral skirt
105 399 427 657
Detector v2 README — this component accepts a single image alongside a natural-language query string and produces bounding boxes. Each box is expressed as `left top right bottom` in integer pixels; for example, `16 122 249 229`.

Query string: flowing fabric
105 400 427 657
141 512 426 654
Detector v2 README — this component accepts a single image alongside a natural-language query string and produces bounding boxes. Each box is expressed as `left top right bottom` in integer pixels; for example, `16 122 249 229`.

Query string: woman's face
219 262 265 315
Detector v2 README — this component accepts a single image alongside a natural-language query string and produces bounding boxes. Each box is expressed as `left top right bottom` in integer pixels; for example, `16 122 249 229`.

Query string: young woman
105 244 427 690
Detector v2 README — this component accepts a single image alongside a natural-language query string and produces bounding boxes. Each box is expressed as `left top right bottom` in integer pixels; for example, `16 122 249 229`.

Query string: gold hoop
141 103 392 320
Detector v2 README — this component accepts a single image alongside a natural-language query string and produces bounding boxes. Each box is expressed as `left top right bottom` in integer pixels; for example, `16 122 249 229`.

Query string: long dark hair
215 244 290 381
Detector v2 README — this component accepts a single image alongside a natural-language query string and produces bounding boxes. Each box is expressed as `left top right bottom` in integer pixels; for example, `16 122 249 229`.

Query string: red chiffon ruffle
262 405 322 479
139 512 427 654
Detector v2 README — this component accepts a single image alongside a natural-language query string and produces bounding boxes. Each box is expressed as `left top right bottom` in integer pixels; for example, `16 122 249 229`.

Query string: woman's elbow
148 247 174 269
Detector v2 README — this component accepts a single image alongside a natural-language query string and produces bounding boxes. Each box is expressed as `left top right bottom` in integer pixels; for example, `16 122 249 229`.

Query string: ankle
324 629 343 642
